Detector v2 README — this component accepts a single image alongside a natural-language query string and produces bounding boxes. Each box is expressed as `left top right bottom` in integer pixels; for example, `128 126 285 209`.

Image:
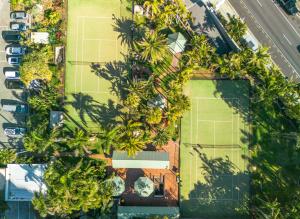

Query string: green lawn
180 80 250 218
65 0 131 131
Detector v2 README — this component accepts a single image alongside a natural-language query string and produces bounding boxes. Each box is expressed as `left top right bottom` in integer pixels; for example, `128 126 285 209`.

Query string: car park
4 127 26 138
4 70 20 79
2 103 28 114
5 46 26 55
7 57 21 66
10 22 27 31
10 11 27 20
5 79 25 89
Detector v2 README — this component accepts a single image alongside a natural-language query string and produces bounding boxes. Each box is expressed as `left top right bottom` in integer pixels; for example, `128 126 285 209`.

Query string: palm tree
118 136 147 157
136 30 168 64
248 47 270 69
225 15 247 42
143 0 164 18
94 126 120 155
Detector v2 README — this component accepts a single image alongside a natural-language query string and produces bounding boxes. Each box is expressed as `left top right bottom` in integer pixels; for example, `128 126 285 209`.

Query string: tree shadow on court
214 79 300 217
64 92 124 129
90 59 131 101
214 80 250 123
113 16 135 47
180 144 250 219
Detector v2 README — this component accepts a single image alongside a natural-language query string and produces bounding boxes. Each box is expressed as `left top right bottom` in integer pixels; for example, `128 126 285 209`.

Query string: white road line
271 0 300 38
256 0 262 8
241 0 300 78
283 33 292 46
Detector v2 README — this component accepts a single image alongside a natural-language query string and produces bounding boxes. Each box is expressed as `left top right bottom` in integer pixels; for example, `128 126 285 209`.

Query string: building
112 151 170 169
31 32 49 44
5 164 47 201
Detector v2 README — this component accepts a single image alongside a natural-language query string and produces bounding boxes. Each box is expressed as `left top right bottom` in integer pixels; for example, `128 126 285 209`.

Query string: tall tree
32 157 113 218
136 30 168 64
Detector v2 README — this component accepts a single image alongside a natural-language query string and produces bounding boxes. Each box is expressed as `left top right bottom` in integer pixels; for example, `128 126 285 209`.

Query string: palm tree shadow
181 145 250 218
65 92 101 126
113 17 134 47
91 59 131 101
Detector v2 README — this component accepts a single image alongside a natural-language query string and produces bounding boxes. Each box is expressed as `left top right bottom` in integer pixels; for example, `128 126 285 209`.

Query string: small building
112 151 170 169
50 111 64 129
147 94 167 109
31 32 49 44
5 164 47 201
167 32 187 54
117 206 180 219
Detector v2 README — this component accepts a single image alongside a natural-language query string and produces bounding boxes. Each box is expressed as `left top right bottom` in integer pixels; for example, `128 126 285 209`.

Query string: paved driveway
0 0 25 149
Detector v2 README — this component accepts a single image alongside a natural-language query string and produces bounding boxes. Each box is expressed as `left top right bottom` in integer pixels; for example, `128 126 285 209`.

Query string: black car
3 33 21 43
297 45 300 53
5 79 25 89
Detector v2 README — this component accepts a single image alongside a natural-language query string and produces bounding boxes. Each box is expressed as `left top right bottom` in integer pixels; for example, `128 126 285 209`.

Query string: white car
5 46 26 55
4 70 20 79
7 57 21 66
4 127 26 138
10 11 27 20
10 22 27 31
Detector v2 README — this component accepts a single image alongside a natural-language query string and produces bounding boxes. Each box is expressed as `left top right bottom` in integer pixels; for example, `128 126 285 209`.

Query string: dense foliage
32 157 113 218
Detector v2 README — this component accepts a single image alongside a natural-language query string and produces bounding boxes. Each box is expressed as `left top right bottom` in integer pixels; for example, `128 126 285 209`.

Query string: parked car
2 103 28 114
10 11 27 20
7 57 21 66
4 127 26 138
5 46 26 55
10 22 27 31
5 79 25 89
297 45 300 53
4 70 20 79
3 32 21 43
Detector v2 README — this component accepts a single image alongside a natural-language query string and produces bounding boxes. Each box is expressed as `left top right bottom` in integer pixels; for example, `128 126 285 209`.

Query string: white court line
75 17 79 93
282 34 292 46
81 18 84 92
84 38 116 41
189 108 193 194
196 100 199 182
192 97 239 100
80 90 110 94
198 119 232 123
256 0 262 7
77 16 113 19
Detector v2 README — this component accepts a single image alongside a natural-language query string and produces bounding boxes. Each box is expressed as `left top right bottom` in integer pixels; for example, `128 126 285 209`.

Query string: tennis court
180 80 250 218
65 0 130 130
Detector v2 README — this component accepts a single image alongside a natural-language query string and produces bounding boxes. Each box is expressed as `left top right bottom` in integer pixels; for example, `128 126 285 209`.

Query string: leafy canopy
32 157 113 218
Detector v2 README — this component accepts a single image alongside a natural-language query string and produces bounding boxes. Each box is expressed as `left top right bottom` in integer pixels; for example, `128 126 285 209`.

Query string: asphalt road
229 0 300 82
0 0 25 149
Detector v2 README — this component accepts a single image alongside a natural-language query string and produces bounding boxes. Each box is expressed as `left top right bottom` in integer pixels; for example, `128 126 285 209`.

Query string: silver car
7 57 21 66
10 22 27 31
4 127 26 138
4 70 20 79
6 46 26 55
10 11 27 20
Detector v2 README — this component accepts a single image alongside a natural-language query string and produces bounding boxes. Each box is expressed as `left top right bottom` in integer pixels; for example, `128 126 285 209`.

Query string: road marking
282 34 292 45
271 0 300 38
240 0 300 79
256 0 263 7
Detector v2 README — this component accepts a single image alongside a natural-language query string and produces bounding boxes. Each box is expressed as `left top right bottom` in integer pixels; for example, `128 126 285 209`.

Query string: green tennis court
65 0 130 130
180 80 250 218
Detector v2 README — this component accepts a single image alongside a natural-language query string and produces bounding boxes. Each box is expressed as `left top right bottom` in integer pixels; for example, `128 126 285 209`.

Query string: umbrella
168 32 187 54
134 177 154 197
111 176 125 196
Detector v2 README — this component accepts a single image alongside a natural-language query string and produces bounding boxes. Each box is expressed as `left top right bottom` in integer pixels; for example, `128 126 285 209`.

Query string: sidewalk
210 0 261 50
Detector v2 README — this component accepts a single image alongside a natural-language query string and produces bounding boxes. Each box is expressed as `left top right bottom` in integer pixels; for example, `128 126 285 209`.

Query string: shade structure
134 177 154 197
111 176 125 196
168 32 187 54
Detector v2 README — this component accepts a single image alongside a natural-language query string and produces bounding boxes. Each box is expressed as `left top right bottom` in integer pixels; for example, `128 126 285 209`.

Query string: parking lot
0 0 26 149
